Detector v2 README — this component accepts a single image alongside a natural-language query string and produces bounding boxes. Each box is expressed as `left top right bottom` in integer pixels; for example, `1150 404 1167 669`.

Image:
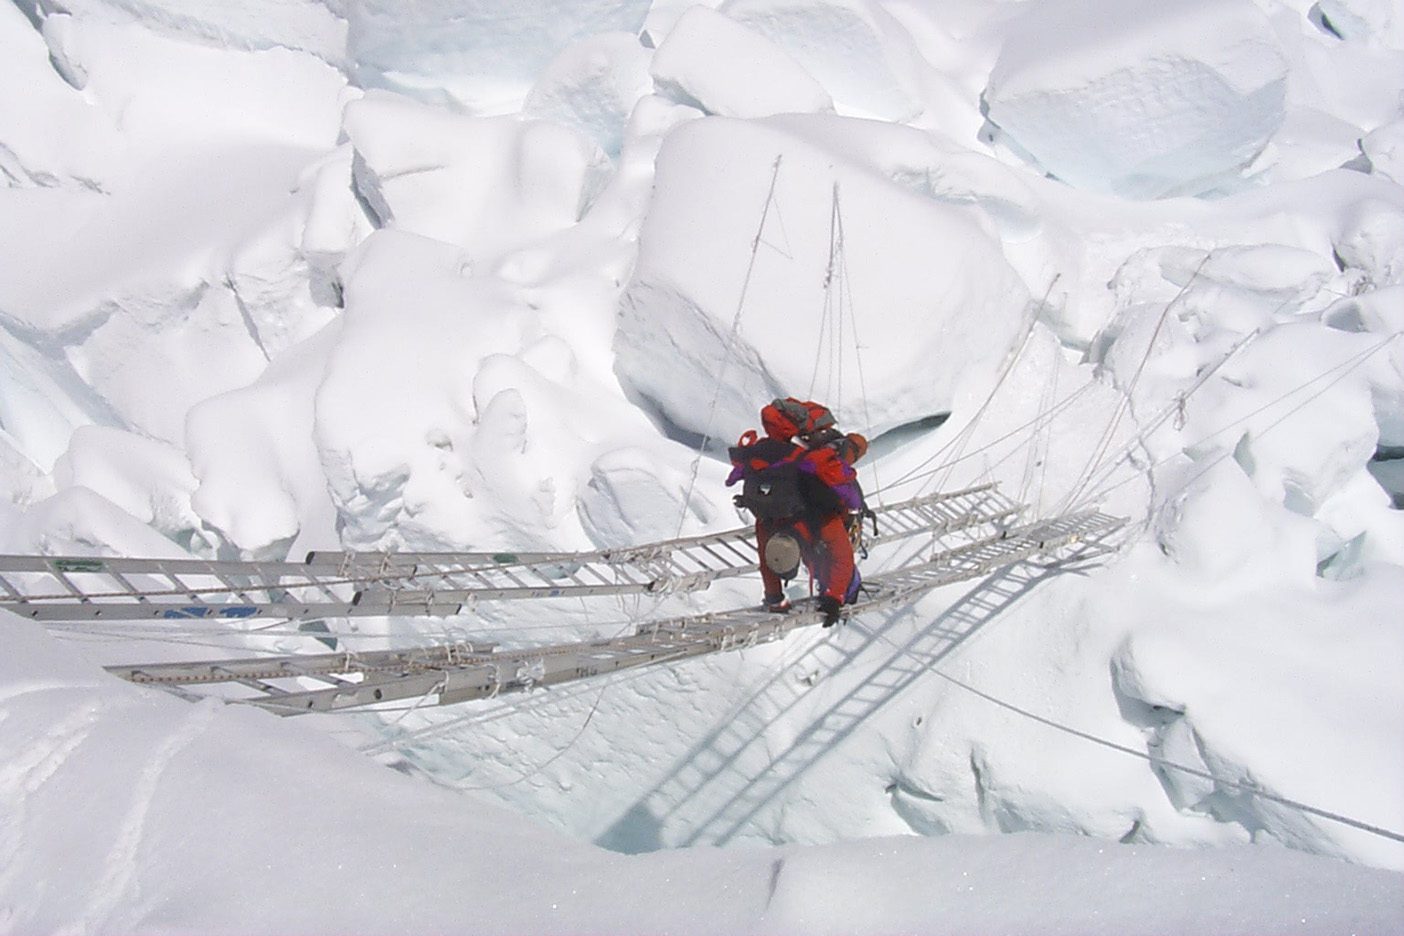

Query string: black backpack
728 435 808 520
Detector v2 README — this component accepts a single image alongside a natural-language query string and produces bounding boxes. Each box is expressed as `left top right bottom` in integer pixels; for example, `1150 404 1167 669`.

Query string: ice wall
983 0 1289 198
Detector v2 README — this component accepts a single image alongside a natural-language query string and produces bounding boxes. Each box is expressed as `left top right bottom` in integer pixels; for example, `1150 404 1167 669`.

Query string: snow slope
2 620 1401 934
2 0 1404 931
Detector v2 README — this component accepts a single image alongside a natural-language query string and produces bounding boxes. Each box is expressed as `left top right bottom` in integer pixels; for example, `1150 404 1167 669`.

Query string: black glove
818 595 842 627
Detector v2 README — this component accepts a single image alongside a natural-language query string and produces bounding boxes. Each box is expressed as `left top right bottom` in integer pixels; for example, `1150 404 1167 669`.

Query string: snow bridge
0 484 1121 716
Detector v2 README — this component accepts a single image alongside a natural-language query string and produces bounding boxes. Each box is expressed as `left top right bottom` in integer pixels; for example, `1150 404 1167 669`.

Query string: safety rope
1073 328 1403 512
834 186 885 509
1063 327 1260 514
853 620 1404 847
940 664 1404 845
1055 258 1209 516
871 276 1055 506
674 154 785 539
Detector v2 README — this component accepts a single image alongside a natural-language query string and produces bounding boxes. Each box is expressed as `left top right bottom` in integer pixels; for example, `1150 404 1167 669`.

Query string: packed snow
2 0 1404 932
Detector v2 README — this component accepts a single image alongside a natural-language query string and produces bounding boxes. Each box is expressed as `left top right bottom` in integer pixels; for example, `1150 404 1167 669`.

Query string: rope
1063 327 1261 513
935 664 1404 845
458 683 611 791
834 186 886 508
808 184 841 401
878 380 1095 498
1017 341 1060 511
675 154 785 539
1035 348 1060 514
1076 329 1402 510
1056 258 1208 515
879 275 1056 503
852 620 1404 846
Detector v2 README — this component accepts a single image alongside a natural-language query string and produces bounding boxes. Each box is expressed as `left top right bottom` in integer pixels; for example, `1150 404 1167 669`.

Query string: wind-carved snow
0 3 115 191
523 32 655 159
21 0 348 64
344 91 611 267
649 6 835 118
186 322 342 559
982 0 1289 199
53 426 214 556
305 229 718 554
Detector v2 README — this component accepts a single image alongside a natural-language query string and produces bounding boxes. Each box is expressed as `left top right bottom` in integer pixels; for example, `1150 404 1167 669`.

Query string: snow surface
3 0 1404 932
649 5 835 118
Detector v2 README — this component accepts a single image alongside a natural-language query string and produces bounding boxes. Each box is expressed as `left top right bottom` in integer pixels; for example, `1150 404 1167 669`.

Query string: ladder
98 509 1123 716
0 484 1019 623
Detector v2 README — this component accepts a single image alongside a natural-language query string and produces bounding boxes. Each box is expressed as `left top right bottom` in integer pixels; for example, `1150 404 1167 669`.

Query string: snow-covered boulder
1185 324 1383 519
614 115 1031 443
983 0 1289 199
187 323 341 559
523 33 654 159
1109 557 1404 868
720 0 923 121
311 229 691 552
53 425 213 555
649 6 834 118
1333 198 1404 289
343 91 610 265
346 0 651 111
63 281 269 446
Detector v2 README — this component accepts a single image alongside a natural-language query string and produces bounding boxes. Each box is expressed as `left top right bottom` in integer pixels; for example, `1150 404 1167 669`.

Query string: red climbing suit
756 511 856 605
728 398 868 609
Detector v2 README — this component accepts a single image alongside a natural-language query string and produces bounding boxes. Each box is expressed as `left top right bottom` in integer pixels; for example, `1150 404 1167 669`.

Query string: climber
726 397 869 626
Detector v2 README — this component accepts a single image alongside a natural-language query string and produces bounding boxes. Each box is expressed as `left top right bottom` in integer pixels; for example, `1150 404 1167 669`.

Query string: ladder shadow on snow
598 553 1099 852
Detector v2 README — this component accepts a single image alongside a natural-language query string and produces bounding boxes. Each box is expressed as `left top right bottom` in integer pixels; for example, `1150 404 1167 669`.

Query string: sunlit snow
2 0 1403 932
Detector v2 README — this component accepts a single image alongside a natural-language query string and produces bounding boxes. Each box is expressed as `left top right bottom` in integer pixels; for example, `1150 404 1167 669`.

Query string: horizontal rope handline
920 663 1404 846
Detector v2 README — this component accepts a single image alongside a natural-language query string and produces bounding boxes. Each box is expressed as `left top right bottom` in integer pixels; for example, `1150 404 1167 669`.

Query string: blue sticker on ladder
161 605 258 619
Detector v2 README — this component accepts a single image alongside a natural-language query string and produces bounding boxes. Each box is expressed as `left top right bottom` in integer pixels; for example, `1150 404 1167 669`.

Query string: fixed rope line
1062 326 1263 515
360 652 696 756
1075 329 1404 511
878 378 1095 500
833 187 844 416
675 154 784 539
930 274 1059 497
886 274 1056 503
1057 258 1208 515
833 184 887 508
1035 342 1060 512
808 183 838 400
1057 289 1309 516
912 659 1404 847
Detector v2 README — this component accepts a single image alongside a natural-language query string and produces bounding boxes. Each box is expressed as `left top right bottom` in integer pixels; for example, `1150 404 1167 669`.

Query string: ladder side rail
108 641 497 686
108 510 1125 713
249 669 458 715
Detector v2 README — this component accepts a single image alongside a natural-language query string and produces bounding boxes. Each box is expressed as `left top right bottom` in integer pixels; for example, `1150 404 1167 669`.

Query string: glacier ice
982 0 1289 199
